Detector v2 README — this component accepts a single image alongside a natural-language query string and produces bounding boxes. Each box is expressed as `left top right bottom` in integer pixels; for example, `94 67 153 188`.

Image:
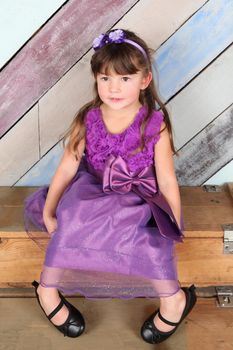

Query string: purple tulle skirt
24 156 181 299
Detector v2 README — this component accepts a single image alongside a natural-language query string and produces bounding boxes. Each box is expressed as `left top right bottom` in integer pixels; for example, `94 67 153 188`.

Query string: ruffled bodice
84 106 164 172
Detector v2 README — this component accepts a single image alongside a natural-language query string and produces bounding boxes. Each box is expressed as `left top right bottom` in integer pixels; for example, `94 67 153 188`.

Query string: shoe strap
48 299 64 320
158 309 179 326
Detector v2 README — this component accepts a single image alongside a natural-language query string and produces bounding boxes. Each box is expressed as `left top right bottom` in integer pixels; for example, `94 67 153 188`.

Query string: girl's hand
43 214 58 234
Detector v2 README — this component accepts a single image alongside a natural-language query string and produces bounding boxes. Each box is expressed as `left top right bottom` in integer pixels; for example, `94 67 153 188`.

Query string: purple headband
92 29 147 60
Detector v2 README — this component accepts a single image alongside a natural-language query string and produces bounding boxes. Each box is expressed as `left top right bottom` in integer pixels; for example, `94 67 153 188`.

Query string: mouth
109 98 123 103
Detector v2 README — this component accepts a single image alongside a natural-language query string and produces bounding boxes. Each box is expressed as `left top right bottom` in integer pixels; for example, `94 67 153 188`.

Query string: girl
25 29 196 344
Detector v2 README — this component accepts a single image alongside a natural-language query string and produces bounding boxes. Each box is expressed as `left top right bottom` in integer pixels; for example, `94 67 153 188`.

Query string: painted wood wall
0 0 67 69
0 0 232 186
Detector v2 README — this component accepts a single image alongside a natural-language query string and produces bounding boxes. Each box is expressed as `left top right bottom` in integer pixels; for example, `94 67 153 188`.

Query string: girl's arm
43 138 85 220
154 122 182 229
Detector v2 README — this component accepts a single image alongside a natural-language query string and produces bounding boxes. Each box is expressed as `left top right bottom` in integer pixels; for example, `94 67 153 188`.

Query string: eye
100 76 109 81
122 76 130 82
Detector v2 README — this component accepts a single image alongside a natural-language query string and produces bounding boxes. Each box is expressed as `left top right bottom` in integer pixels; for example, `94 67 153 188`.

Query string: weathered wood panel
1 237 233 287
17 143 63 186
0 185 232 287
1 185 233 239
39 52 94 155
169 43 233 150
204 159 233 185
15 0 233 186
114 0 206 49
19 43 233 186
0 105 39 186
175 104 233 186
154 0 233 100
0 0 67 68
0 0 138 137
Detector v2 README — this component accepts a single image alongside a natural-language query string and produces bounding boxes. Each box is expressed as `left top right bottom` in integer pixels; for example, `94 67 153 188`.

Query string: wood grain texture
114 0 206 49
175 104 233 185
16 2 233 186
0 185 233 287
169 43 233 150
17 142 63 186
204 159 233 186
0 105 39 185
0 0 67 68
0 0 138 137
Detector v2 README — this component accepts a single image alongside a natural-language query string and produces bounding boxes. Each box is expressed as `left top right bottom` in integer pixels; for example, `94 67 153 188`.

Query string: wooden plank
176 238 233 285
0 0 138 137
0 237 232 287
18 37 233 187
0 0 67 68
204 159 233 186
0 238 43 284
114 0 206 49
16 142 63 186
175 105 233 185
0 105 39 186
11 0 207 185
154 0 233 100
1 186 233 240
228 182 233 200
169 43 233 150
39 52 94 155
0 297 233 350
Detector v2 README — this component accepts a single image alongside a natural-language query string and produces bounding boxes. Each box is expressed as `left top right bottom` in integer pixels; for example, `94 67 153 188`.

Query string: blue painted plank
153 0 233 100
16 143 63 186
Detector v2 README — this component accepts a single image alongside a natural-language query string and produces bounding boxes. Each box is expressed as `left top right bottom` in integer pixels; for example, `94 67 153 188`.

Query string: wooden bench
0 185 233 292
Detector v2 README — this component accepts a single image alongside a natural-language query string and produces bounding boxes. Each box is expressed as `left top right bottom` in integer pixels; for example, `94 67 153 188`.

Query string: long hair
63 29 177 161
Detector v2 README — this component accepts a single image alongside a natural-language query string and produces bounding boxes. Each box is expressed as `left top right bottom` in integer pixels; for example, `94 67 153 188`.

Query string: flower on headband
108 29 125 43
92 33 106 50
92 29 147 60
92 29 125 50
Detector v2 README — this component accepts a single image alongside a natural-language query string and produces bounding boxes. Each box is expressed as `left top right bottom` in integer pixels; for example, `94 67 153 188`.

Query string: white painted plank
38 0 207 158
169 44 233 150
115 0 206 48
0 105 39 186
203 160 233 185
39 52 94 156
12 0 233 185
0 0 66 68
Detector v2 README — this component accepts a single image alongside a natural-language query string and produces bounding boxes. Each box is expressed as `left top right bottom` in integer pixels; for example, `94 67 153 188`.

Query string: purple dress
24 106 184 299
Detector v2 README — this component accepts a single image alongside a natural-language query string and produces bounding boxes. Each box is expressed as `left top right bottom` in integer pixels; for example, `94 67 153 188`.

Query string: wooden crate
0 185 232 289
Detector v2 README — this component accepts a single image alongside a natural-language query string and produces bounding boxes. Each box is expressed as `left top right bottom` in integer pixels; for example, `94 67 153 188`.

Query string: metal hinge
223 224 233 254
202 185 223 192
195 286 233 308
216 286 233 307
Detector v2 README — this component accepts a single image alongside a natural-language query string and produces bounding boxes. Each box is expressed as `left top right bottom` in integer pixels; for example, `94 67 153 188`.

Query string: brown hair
63 29 177 161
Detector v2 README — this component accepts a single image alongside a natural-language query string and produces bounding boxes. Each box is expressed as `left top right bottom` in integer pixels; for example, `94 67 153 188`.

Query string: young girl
24 29 196 344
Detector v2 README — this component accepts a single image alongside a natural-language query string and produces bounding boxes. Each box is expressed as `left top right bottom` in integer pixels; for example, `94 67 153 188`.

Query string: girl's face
96 70 152 112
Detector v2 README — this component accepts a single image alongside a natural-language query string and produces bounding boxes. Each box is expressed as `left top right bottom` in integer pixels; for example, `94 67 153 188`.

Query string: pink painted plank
0 0 137 137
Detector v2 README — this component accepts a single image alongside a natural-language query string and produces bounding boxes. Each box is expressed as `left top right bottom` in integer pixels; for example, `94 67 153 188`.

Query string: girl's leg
37 284 69 326
154 288 186 332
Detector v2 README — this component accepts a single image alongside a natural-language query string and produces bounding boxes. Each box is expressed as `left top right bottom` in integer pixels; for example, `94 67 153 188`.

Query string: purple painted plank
0 0 137 137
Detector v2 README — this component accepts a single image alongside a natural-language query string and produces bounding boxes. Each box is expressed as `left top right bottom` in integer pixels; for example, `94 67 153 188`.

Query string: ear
141 71 153 90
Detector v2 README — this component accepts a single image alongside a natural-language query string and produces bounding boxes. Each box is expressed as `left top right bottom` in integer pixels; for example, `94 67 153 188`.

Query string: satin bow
102 154 183 242
103 154 157 197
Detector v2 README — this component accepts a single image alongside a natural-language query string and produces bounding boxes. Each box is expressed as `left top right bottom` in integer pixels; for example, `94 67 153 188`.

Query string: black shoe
140 284 196 344
32 280 85 337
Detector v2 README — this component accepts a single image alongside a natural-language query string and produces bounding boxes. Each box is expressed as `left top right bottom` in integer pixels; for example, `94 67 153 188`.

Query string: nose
109 78 121 93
